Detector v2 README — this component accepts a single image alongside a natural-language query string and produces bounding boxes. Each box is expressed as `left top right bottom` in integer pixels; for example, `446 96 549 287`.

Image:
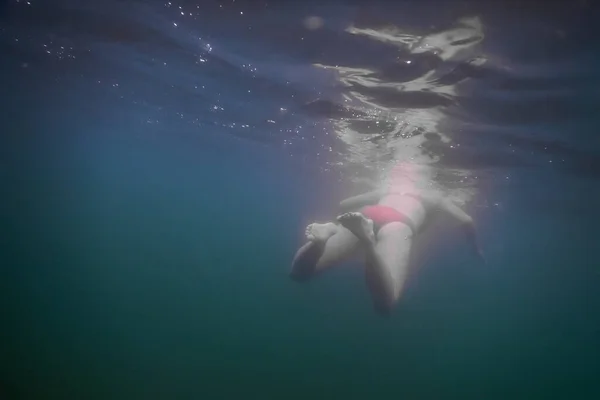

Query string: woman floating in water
290 162 485 316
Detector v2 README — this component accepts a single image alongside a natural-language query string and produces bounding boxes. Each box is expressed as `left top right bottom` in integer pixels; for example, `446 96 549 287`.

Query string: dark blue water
2 0 600 398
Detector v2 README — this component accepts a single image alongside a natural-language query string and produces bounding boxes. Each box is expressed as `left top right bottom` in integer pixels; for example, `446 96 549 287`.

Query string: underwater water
1 0 600 398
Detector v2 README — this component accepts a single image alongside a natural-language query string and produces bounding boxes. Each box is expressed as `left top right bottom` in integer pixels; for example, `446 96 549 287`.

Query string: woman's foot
305 222 337 243
337 212 375 244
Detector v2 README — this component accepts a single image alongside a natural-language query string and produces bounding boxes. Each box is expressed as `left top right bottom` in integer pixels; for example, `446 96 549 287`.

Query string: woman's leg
337 213 413 315
289 222 360 282
365 223 413 314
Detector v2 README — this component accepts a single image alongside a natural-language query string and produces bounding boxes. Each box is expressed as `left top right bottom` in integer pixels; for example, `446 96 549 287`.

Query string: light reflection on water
2 0 598 207
312 16 486 205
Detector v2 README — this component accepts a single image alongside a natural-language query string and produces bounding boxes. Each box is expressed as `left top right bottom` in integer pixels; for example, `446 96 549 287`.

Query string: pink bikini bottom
361 205 416 233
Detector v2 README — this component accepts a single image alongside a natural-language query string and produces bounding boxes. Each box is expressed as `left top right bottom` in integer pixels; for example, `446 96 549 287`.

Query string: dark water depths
2 0 600 398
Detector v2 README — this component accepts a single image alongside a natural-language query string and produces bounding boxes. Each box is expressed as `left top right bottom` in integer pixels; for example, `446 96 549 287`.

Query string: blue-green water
2 0 600 399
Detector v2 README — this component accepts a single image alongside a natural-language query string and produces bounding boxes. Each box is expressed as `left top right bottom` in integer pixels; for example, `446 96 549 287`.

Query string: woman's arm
338 190 384 213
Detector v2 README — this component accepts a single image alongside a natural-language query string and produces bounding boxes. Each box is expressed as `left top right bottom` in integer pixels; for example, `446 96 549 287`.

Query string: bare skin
290 168 484 316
